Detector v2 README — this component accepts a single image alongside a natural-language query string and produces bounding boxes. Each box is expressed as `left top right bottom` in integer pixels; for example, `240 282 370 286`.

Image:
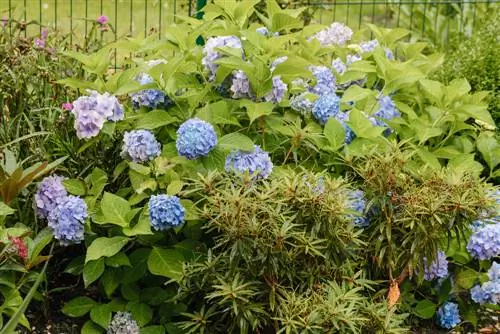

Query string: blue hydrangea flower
346 54 362 65
35 175 68 219
372 95 400 135
230 70 253 99
264 76 287 103
436 302 461 329
337 111 356 144
423 250 449 281
385 48 394 60
149 194 185 231
346 189 369 227
467 222 500 260
176 118 217 159
310 22 353 47
360 39 379 53
290 93 315 115
331 58 347 75
488 261 500 281
270 56 288 72
47 195 87 245
312 94 341 125
202 36 242 81
309 66 336 95
121 130 161 163
129 60 171 109
471 281 500 305
256 27 279 37
225 145 273 179
72 91 123 139
471 285 488 304
108 312 140 334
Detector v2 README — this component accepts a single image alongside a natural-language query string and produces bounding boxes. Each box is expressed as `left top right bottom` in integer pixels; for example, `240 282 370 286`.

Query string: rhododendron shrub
51 1 499 332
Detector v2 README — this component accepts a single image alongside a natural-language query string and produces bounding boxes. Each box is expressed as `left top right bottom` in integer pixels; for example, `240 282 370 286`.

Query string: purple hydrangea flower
331 58 347 75
97 15 109 25
202 36 242 81
310 22 353 47
230 70 252 99
312 93 340 125
108 312 140 334
225 145 273 179
346 190 369 227
121 130 161 163
360 39 379 53
423 250 449 281
35 175 68 220
47 195 87 245
149 194 185 231
264 76 287 103
467 222 500 260
290 93 315 115
34 38 45 48
309 66 336 95
436 302 461 329
176 118 217 159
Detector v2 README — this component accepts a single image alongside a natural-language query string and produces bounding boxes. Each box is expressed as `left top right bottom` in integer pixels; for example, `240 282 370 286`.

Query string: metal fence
1 0 499 47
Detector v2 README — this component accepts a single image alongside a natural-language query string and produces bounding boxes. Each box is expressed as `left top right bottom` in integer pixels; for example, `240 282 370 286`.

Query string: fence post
195 0 207 45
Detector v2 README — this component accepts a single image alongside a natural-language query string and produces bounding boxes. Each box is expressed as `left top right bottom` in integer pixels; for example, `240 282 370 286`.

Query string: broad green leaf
416 148 441 170
122 213 153 236
62 297 96 317
240 100 275 124
458 104 495 127
90 304 112 329
477 132 500 170
419 79 443 104
456 268 480 289
29 228 53 262
89 168 108 196
218 133 254 151
0 201 15 217
102 269 121 298
180 199 200 221
136 111 176 130
122 248 151 284
141 326 166 334
105 252 131 268
100 192 131 227
63 179 87 196
341 86 374 103
81 320 104 334
347 109 384 139
147 247 185 280
86 237 129 263
83 259 105 287
324 118 346 149
127 301 153 327
167 180 184 196
414 300 436 319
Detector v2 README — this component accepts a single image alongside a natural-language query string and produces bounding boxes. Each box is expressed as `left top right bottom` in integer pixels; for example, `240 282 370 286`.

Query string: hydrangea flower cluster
264 76 287 103
423 250 449 281
121 130 161 163
360 39 379 53
149 194 185 231
311 22 353 47
312 94 341 125
36 176 88 245
290 93 315 115
225 145 273 179
176 118 217 159
345 189 369 227
129 59 171 109
202 36 242 80
346 54 362 65
470 262 500 305
371 95 400 135
71 90 124 139
466 222 500 260
230 70 252 99
309 66 336 95
436 302 461 329
107 312 140 334
331 58 347 75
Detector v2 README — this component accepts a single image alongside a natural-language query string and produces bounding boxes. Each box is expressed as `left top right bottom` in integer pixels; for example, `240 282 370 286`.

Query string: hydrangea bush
33 0 499 332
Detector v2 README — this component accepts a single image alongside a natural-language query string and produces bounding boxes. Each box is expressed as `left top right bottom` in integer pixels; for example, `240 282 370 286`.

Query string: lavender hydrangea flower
264 76 287 103
255 27 279 37
290 93 315 115
47 195 87 245
309 66 336 95
35 175 68 219
437 302 461 329
467 222 500 260
230 70 252 99
176 118 217 159
202 36 242 81
346 54 362 65
311 22 353 47
107 312 140 334
129 59 171 109
121 130 161 163
312 94 340 125
360 39 379 53
331 58 347 75
225 145 273 179
336 111 356 144
471 281 500 305
371 95 400 135
471 285 488 304
346 190 369 227
488 261 500 281
423 251 449 281
149 194 185 231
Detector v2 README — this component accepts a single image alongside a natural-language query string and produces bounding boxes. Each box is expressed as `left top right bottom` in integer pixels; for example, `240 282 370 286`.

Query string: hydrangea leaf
340 85 374 103
456 268 480 289
414 300 436 319
477 132 500 171
101 192 131 227
81 320 103 334
63 179 87 196
62 297 97 317
90 303 112 329
135 111 176 130
85 236 129 263
147 247 185 280
324 118 346 149
83 259 105 287
218 133 255 151
240 100 275 124
126 301 153 327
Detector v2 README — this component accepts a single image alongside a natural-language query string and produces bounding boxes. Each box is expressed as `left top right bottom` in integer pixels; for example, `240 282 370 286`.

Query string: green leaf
323 118 346 149
127 301 153 327
347 109 384 139
167 180 184 196
240 100 274 124
202 147 226 171
218 133 254 151
102 269 121 298
89 168 108 196
180 199 199 221
458 104 495 127
196 101 240 126
29 228 53 262
416 148 441 170
105 252 131 268
340 86 374 103
63 179 87 196
81 320 104 334
141 326 166 334
90 304 112 329
414 300 437 319
62 297 96 317
122 213 153 237
419 79 443 104
83 259 105 287
56 78 97 90
100 192 131 227
86 237 129 263
477 132 500 170
456 268 480 289
147 247 185 281
136 111 176 130
0 201 15 217
438 279 452 304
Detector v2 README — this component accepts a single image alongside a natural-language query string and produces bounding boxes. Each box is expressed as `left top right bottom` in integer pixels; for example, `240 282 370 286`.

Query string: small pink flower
34 38 45 48
1 16 7 27
61 102 73 111
9 237 28 260
97 15 109 25
41 28 49 39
